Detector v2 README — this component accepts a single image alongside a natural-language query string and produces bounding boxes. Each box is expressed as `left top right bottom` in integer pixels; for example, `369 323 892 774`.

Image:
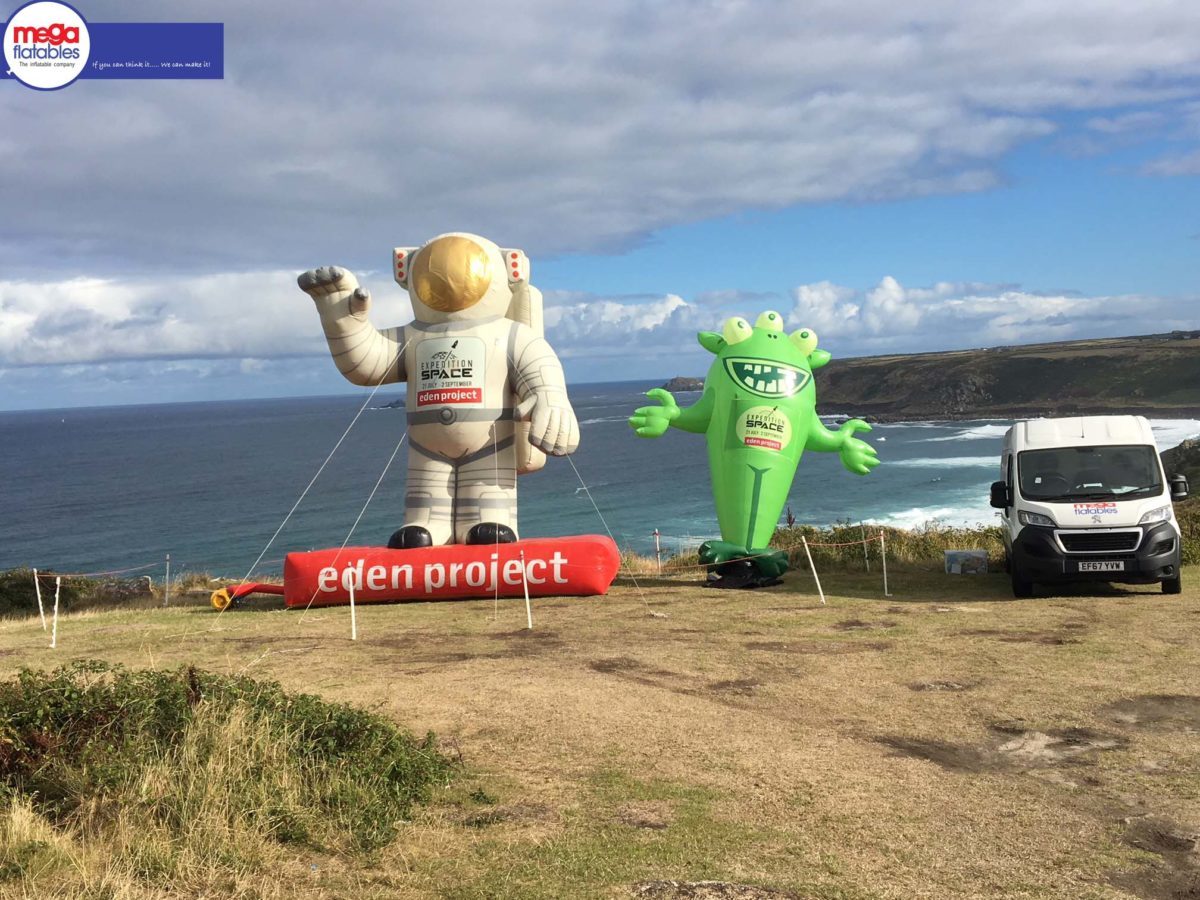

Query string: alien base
699 540 789 589
210 536 620 609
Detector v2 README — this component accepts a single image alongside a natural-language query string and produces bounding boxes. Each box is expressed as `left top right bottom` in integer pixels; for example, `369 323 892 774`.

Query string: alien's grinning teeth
726 358 809 397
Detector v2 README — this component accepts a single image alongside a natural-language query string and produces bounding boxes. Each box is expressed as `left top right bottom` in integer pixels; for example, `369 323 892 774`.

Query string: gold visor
411 235 493 312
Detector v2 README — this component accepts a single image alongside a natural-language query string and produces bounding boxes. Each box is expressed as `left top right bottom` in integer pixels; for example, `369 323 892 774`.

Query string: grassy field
1 563 1199 899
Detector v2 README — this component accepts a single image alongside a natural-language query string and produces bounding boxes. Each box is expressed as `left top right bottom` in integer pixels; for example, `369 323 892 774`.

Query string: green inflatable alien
629 311 880 587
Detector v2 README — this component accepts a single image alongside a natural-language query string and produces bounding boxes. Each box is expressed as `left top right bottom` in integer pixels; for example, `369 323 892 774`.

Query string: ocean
2 382 1197 578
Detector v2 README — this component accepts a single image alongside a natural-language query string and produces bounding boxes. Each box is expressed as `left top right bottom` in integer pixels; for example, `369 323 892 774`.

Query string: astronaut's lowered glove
517 389 579 456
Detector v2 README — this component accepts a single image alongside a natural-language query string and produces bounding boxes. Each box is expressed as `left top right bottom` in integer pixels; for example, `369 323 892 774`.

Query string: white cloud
2 0 1198 276
1142 150 1200 176
787 277 1198 353
0 271 412 366
6 271 1195 379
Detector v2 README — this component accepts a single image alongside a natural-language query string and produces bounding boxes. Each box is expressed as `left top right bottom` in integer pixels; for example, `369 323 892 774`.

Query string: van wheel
1011 566 1034 598
1163 574 1182 595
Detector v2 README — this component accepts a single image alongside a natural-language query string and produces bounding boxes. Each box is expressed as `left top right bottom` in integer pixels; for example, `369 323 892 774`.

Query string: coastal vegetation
0 662 452 898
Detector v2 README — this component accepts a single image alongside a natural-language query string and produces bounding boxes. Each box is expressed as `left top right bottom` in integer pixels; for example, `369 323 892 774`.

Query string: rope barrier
35 561 161 579
802 534 885 548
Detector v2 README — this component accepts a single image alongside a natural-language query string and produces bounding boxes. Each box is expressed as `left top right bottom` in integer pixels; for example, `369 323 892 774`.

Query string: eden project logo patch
415 336 485 406
723 357 809 399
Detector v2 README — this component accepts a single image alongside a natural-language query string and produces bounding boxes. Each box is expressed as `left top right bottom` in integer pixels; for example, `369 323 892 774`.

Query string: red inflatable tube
281 535 620 608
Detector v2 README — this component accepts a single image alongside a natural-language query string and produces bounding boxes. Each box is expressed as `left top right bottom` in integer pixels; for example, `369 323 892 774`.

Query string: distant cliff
661 376 704 392
1162 438 1200 482
664 331 1200 422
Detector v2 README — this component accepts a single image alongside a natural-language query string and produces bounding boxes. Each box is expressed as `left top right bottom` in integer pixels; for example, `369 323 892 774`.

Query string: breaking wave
890 456 997 469
921 424 1010 442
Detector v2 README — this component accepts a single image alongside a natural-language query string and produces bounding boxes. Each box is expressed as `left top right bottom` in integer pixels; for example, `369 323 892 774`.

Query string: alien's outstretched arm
804 417 849 452
672 387 715 434
298 266 406 386
805 417 880 475
629 387 714 437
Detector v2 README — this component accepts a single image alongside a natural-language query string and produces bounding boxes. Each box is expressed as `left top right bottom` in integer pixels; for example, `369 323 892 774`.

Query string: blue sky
1 0 1198 410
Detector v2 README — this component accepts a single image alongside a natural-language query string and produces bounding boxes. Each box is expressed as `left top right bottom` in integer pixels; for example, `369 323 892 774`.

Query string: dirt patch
1109 816 1200 900
989 724 1126 764
909 680 975 692
885 606 911 614
1125 817 1198 856
367 629 562 666
958 628 1081 645
1000 634 1081 645
589 657 675 677
833 619 898 631
1109 869 1200 900
587 657 685 693
744 640 892 655
706 678 761 696
488 628 559 643
1103 695 1200 732
876 736 992 772
878 724 1127 773
631 882 800 899
462 802 555 828
221 634 314 647
616 801 674 830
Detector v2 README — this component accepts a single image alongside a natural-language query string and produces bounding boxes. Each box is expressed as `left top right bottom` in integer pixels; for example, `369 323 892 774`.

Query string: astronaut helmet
394 232 522 324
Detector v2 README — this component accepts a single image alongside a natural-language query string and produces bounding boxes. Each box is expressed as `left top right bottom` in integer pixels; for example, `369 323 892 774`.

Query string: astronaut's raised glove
519 389 579 456
297 266 372 335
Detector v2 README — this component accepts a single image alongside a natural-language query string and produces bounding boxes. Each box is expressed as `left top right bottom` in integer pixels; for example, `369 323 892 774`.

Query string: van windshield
1017 445 1163 502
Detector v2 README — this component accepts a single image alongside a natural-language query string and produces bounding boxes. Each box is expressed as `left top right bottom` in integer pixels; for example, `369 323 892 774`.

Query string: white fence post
50 577 61 649
880 531 892 597
33 569 46 631
801 536 825 606
520 549 533 630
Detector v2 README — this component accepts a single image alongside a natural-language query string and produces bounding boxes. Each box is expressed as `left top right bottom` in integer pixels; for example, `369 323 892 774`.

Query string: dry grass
1 563 1199 899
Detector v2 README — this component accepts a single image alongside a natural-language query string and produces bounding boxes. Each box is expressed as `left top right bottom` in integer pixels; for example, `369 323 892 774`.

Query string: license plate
1078 561 1124 572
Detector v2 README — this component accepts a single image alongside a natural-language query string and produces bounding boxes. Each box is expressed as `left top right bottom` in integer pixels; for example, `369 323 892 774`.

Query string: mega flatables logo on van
4 1 90 89
1073 502 1118 519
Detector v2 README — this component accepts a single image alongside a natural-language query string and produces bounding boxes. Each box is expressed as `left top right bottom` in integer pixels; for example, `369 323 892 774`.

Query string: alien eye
789 328 818 356
721 317 753 345
755 310 784 333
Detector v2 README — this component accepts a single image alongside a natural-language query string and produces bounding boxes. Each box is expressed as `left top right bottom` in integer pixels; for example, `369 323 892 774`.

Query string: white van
990 416 1189 597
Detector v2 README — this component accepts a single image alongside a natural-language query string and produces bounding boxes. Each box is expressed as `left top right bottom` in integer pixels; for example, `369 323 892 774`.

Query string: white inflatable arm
511 325 579 457
297 266 406 386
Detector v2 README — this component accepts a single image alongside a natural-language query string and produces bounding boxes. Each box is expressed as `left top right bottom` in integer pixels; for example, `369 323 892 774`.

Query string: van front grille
1057 531 1141 553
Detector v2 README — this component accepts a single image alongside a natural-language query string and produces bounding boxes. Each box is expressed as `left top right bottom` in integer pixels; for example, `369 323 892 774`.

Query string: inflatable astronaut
298 233 580 548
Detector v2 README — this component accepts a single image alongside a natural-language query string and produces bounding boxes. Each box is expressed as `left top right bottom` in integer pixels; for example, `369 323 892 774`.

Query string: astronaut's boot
465 523 517 545
388 525 434 549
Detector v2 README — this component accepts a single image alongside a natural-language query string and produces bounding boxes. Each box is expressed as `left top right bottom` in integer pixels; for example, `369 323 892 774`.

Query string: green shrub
1173 497 1200 565
0 569 86 619
771 520 1006 568
0 661 454 855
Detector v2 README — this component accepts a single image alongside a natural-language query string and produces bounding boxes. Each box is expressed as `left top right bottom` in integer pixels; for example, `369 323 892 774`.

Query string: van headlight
1138 505 1172 525
1019 510 1056 527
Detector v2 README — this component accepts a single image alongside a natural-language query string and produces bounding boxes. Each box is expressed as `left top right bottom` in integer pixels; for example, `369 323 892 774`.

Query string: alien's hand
296 266 371 326
522 389 580 456
836 419 881 475
628 389 680 438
